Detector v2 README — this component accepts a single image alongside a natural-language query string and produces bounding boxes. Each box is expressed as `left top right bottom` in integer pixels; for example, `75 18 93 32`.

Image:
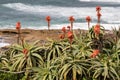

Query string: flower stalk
69 16 75 31
46 16 51 31
16 22 21 44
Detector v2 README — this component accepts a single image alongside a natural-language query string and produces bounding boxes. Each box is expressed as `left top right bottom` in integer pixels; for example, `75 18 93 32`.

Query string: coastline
0 29 79 46
0 29 61 44
0 28 112 48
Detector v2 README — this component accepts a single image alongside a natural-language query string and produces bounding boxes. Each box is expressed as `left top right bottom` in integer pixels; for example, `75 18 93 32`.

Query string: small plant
32 60 58 80
45 39 64 61
0 72 24 80
58 51 90 80
10 40 44 71
89 58 120 80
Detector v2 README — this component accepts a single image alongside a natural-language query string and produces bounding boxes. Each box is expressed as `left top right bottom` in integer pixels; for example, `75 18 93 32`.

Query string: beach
0 29 60 44
0 29 81 47
0 28 112 48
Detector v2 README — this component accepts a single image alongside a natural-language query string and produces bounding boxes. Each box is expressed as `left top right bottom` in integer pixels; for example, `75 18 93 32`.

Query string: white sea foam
49 23 120 30
1 22 119 30
2 3 120 24
0 37 10 47
2 3 120 30
0 43 10 47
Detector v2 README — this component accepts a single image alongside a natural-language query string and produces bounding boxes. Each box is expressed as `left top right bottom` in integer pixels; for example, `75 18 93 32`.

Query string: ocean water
0 0 120 30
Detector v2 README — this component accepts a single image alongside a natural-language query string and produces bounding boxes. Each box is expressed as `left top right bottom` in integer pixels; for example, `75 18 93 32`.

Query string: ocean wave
108 21 120 24
2 3 97 17
0 23 120 30
2 3 120 24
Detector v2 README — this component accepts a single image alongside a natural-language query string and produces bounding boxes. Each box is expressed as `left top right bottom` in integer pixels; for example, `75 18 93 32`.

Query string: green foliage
45 39 65 60
89 58 120 80
89 25 105 39
58 53 90 80
0 53 10 70
9 40 44 71
112 27 120 41
32 60 58 80
0 26 120 80
73 30 92 58
0 72 24 80
88 25 105 50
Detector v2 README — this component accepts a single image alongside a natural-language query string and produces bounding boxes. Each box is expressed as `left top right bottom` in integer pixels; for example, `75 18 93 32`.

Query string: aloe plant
32 60 58 80
103 39 120 64
89 58 120 80
10 41 44 71
112 27 120 43
0 53 9 70
88 25 105 52
58 52 90 80
89 25 104 39
45 39 64 61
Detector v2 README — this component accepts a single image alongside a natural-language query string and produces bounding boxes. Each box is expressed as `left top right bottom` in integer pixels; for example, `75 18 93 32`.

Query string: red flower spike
46 16 51 22
96 6 101 12
97 12 102 17
62 27 66 33
23 49 28 55
94 24 100 35
67 26 71 31
69 16 75 22
93 49 99 55
69 16 75 30
86 16 91 22
86 16 91 29
59 34 65 39
45 16 51 30
90 54 96 58
16 22 21 30
67 31 73 40
67 31 74 46
97 12 102 23
90 49 100 58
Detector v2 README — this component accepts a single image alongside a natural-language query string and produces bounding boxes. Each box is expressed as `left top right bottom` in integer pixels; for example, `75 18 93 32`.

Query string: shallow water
0 43 9 47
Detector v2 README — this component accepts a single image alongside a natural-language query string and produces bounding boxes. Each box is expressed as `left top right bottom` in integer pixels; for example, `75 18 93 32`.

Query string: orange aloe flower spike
86 16 91 22
94 24 100 35
97 12 102 23
23 49 28 55
23 49 28 58
67 31 73 39
16 22 21 30
93 49 99 55
69 16 75 22
69 16 75 30
45 16 51 30
96 6 101 12
90 49 99 58
67 31 74 46
67 26 71 31
62 27 66 33
59 34 65 39
46 16 51 22
86 16 91 29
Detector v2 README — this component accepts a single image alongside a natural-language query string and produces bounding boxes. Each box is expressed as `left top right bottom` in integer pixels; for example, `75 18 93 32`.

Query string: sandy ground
0 28 112 51
0 29 83 46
